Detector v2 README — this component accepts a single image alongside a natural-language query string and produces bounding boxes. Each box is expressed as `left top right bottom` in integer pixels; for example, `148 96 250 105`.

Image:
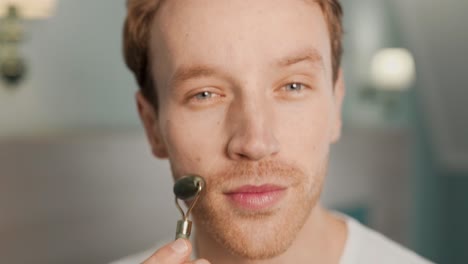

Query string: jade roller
173 175 205 240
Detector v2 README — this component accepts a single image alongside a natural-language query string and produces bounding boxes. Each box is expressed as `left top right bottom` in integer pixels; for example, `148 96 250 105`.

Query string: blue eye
285 82 305 92
194 91 214 100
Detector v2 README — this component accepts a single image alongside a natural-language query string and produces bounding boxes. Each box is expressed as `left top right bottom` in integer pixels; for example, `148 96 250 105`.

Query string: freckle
196 156 201 162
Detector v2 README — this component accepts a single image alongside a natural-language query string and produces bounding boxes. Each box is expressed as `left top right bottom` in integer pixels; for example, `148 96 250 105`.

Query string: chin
221 214 304 259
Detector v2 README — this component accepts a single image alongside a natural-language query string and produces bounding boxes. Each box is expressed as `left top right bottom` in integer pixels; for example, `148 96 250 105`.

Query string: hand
141 238 210 264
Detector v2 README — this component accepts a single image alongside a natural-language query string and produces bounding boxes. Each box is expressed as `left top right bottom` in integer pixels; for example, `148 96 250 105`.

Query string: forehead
150 0 331 82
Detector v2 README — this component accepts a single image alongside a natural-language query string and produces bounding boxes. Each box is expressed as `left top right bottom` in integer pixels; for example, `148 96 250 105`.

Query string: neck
194 205 347 264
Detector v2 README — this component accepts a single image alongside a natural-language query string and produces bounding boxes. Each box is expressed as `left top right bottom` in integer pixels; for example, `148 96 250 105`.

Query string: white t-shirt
339 216 433 264
110 216 433 264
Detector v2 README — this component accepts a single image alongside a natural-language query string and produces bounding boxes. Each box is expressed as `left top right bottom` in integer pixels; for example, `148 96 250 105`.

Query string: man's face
138 0 344 259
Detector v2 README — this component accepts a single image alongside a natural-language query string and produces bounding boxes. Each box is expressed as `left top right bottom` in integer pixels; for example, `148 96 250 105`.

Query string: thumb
142 239 192 264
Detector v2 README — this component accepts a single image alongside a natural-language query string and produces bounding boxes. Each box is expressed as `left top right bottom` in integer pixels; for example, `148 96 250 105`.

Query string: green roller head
173 175 205 200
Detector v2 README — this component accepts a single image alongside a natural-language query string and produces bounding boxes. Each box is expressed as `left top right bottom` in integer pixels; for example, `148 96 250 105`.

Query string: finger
193 259 211 264
183 259 211 264
142 238 192 264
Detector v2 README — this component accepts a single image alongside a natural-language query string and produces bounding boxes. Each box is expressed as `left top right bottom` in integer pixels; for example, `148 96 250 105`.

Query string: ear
330 69 345 143
135 91 169 158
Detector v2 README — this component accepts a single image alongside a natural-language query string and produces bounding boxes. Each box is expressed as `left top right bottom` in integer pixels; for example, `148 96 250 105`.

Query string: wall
0 133 175 264
0 0 138 137
391 0 468 263
411 92 468 264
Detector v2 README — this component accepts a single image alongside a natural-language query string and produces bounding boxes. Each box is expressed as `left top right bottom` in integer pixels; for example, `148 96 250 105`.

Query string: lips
224 184 287 211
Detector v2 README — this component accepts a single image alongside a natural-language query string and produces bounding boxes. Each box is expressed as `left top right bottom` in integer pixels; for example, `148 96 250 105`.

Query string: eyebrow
169 65 226 89
276 48 324 69
168 48 324 88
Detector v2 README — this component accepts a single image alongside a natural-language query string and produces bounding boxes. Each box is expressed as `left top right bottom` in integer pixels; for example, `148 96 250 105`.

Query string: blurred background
0 0 467 263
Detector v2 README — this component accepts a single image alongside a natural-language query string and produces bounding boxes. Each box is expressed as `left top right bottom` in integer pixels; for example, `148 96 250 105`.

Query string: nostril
228 140 277 161
235 153 250 160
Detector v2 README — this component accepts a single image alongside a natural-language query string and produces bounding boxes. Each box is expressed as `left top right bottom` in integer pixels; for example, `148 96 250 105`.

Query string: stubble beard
187 159 327 260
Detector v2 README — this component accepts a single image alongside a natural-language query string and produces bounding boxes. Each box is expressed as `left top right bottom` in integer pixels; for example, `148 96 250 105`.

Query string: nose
226 98 280 161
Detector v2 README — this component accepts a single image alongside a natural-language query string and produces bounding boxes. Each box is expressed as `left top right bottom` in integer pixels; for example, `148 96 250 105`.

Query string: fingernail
194 259 210 264
171 239 188 254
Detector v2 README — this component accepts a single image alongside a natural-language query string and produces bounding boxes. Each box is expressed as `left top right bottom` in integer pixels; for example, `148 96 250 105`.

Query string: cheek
275 97 333 158
162 106 227 173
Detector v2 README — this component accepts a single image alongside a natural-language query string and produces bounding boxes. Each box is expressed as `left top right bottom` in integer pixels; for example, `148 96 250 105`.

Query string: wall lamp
0 0 56 87
359 48 416 120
